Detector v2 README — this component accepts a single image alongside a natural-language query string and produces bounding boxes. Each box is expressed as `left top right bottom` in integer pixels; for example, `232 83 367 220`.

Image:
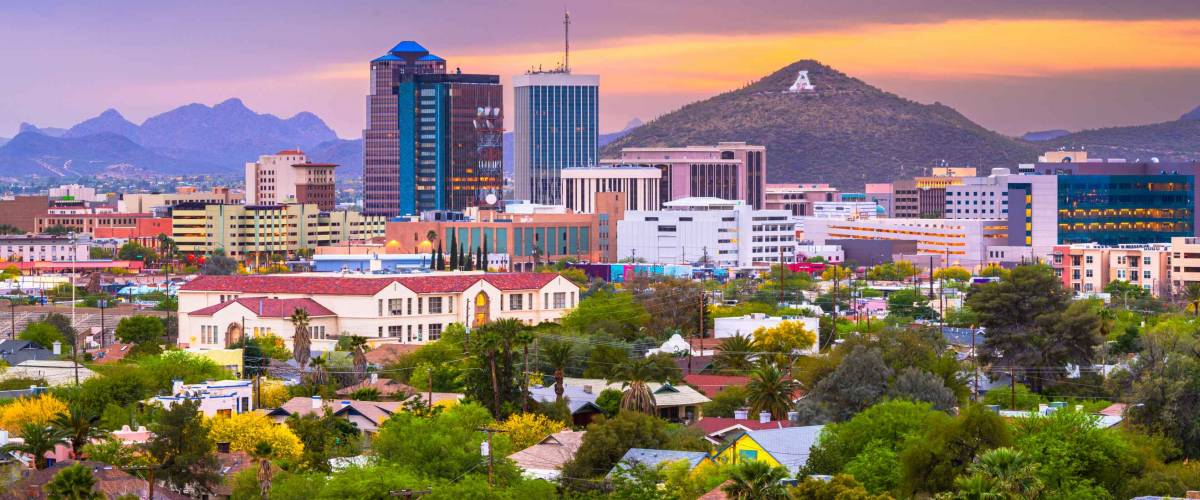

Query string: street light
69 231 79 386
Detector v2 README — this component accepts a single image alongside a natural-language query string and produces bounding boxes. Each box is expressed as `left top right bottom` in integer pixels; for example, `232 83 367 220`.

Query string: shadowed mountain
1040 108 1200 162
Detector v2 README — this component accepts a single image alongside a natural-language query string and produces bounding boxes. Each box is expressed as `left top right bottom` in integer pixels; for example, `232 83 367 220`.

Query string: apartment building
177 272 579 351
245 150 337 210
764 184 839 217
171 203 385 263
616 197 795 268
0 235 91 262
1051 243 1172 296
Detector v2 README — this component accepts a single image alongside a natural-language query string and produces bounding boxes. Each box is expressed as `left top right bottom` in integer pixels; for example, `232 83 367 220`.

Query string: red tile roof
276 149 305 155
188 297 336 317
89 343 133 364
689 417 793 435
1098 403 1127 417
336 377 416 397
181 273 566 296
684 374 750 398
364 343 422 366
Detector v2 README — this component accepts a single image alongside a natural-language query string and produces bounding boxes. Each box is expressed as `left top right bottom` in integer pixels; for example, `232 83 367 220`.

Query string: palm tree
347 336 368 380
713 334 755 374
541 340 574 403
745 363 798 420
721 460 789 500
308 355 327 387
4 422 68 470
950 474 1005 500
290 308 311 368
965 447 1043 499
52 404 103 459
1185 283 1200 317
45 463 102 500
613 358 658 415
251 441 274 499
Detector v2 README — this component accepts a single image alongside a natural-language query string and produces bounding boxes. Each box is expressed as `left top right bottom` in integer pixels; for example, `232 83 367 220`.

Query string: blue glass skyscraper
513 72 599 205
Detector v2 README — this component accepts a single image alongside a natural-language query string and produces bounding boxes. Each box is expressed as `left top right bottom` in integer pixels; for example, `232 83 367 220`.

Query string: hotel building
560 166 660 213
616 197 795 268
245 150 337 211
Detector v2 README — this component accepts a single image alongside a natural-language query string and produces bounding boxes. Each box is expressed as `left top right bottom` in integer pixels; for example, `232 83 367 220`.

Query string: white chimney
341 400 351 407
311 396 322 409
370 373 378 384
51 341 61 356
734 408 749 420
171 379 184 395
787 411 799 422
0 430 7 447
759 411 771 424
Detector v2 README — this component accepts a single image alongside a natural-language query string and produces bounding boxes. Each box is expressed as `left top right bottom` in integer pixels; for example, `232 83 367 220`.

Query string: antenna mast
563 11 570 73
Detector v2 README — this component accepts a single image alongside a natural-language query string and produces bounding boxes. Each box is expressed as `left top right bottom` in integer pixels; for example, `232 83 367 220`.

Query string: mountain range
0 98 344 178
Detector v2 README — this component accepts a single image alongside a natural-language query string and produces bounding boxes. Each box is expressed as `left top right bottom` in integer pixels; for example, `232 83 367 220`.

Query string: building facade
245 150 337 210
1050 243 1172 296
602 142 767 209
0 196 49 233
363 41 503 216
1170 237 1200 292
764 184 839 217
118 188 243 214
171 203 386 263
513 72 600 205
177 273 580 351
34 213 157 235
802 217 1008 266
616 197 795 268
560 166 660 213
0 235 91 262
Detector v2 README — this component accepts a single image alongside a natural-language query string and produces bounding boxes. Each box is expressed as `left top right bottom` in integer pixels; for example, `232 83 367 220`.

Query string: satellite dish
485 194 498 205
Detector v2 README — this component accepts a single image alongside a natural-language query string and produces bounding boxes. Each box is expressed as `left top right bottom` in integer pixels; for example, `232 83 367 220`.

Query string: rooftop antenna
563 10 571 73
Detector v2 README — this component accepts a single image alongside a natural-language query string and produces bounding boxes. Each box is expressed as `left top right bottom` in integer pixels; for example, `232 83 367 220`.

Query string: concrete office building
764 184 839 216
172 203 386 263
1170 237 1200 292
864 183 895 217
363 41 503 216
617 197 795 268
118 188 243 214
602 142 767 209
0 235 91 262
513 72 600 205
560 166 660 213
802 217 1008 265
246 150 337 211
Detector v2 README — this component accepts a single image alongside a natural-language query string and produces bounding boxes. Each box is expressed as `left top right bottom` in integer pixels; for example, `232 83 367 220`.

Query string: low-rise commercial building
602 142 767 209
171 203 385 264
802 217 1008 266
764 184 839 217
617 197 795 268
1051 243 1172 295
560 166 660 213
117 187 243 214
0 235 91 262
177 272 580 351
148 379 254 417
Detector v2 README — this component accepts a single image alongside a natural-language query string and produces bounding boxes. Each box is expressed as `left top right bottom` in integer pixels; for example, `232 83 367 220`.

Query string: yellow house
712 425 824 474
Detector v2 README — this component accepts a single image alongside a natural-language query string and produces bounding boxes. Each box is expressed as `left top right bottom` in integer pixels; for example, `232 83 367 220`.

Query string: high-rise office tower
512 13 599 205
363 41 503 216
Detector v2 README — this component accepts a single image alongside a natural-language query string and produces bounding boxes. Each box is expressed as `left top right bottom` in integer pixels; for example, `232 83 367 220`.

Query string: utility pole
928 255 935 299
970 325 979 402
70 232 78 386
778 245 785 305
427 366 433 411
477 427 507 488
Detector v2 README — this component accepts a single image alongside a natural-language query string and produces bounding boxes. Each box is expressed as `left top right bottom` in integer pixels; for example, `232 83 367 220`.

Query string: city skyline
2 0 1199 139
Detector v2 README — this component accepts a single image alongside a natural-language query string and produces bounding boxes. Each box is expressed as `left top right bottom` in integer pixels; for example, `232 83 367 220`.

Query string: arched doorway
224 322 244 348
472 292 490 328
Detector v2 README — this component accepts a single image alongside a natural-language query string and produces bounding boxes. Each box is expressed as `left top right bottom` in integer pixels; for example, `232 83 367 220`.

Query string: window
1144 257 1152 265
311 325 326 340
1085 256 1093 264
1085 269 1093 278
428 297 443 314
509 294 524 310
738 449 758 461
201 325 219 344
418 298 424 314
428 323 442 341
553 292 567 309
389 298 404 316
388 326 403 338
417 324 424 342
1144 270 1152 279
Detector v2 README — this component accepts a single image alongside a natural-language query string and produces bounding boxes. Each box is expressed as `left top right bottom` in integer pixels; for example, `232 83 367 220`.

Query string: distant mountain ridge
2 98 344 178
1040 114 1200 162
603 60 1040 187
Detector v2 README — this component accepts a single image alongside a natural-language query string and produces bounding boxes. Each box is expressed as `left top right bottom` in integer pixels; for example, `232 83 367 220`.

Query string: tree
751 320 817 365
346 336 368 379
117 241 157 264
721 460 789 500
614 357 659 414
0 394 67 436
804 400 947 476
286 410 361 472
448 232 458 271
867 261 920 282
702 386 749 418
639 278 707 339
290 308 311 368
967 265 1105 392
954 447 1043 499
373 403 513 480
745 363 797 420
463 318 528 418
113 315 166 357
899 404 1012 496
52 403 103 459
43 313 76 347
251 441 275 499
582 344 631 379
713 334 755 374
794 347 893 424
496 412 565 450
146 399 220 495
208 412 303 461
1011 408 1137 495
791 474 890 500
561 289 648 339
935 266 972 282
594 388 623 418
2 422 67 469
200 249 238 275
562 411 703 481
1183 283 1200 317
45 463 103 499
888 367 959 411
540 340 573 403
43 224 74 236
307 355 328 387
982 383 1044 411
435 241 445 271
1123 317 1200 457
887 288 938 321
822 265 852 281
19 321 65 349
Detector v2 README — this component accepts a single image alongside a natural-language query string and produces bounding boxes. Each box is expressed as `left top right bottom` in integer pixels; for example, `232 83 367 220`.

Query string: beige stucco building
172 203 385 264
1051 243 1172 296
245 150 338 210
177 272 580 352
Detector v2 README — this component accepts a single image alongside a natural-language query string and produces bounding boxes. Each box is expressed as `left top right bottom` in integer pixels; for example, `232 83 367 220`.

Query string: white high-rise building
513 72 600 205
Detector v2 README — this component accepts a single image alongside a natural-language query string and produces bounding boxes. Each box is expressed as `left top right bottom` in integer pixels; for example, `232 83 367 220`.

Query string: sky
1 0 1199 139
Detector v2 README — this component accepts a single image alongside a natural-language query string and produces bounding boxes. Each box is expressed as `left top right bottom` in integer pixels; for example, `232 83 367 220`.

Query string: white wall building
944 168 1058 248
802 217 1009 266
617 197 795 268
148 379 255 417
0 235 91 262
560 166 661 213
245 150 336 209
48 184 104 202
177 272 580 352
795 244 844 263
811 201 880 220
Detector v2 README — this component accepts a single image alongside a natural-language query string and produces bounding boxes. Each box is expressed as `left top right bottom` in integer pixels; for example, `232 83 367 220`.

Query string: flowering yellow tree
496 412 566 450
208 412 303 460
257 379 291 409
0 394 67 436
752 320 817 355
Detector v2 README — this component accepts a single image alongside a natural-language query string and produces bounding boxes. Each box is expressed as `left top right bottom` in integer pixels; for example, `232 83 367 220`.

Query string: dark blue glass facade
1057 175 1193 244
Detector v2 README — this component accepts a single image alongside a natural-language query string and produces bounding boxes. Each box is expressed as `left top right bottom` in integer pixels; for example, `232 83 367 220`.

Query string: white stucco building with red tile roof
177 271 579 351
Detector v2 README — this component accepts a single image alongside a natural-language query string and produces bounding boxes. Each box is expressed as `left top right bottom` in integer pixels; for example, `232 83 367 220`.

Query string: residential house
683 374 750 399
713 425 825 474
689 411 794 445
267 396 403 433
563 378 710 423
363 343 422 367
609 448 714 477
508 430 586 480
2 460 188 499
336 374 416 398
0 340 54 366
996 403 1124 428
528 385 606 426
148 380 254 417
1 360 95 386
213 448 256 499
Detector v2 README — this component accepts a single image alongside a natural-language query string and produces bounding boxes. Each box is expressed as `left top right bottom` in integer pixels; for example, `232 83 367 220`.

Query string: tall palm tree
541 340 573 403
52 404 103 459
713 334 755 374
45 463 102 500
1185 283 1200 317
965 447 1043 499
950 474 1005 500
290 308 311 368
308 355 327 387
613 358 657 415
721 460 790 500
745 362 798 420
347 336 369 380
251 441 274 499
3 422 68 470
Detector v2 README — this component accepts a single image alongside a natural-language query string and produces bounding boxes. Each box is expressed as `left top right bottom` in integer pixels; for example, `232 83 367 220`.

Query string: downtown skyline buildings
513 71 600 205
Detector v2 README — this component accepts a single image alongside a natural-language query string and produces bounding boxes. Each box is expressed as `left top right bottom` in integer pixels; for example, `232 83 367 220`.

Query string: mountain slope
0 131 217 177
602 60 1039 187
65 109 141 140
1041 117 1200 162
308 138 363 176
